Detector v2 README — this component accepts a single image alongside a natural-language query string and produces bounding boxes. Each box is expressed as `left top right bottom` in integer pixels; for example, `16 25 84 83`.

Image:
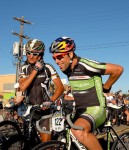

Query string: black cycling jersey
19 63 59 105
63 57 106 109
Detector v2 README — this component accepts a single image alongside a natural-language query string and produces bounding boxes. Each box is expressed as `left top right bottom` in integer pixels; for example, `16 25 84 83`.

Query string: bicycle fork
67 130 87 150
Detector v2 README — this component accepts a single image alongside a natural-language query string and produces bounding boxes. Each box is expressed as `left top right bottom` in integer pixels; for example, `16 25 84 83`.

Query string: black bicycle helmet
26 39 45 53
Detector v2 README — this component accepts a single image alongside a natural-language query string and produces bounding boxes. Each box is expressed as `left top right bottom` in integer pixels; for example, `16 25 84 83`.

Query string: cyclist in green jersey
49 36 123 150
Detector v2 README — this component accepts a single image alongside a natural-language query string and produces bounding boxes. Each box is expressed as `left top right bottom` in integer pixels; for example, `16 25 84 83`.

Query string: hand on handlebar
62 99 76 115
40 100 53 110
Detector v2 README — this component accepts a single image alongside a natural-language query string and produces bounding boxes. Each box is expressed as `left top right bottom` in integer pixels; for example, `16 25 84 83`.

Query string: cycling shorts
75 106 106 131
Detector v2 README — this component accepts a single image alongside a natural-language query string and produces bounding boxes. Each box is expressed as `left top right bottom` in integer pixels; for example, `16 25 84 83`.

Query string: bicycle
101 105 129 150
0 104 43 150
32 99 129 150
0 104 22 150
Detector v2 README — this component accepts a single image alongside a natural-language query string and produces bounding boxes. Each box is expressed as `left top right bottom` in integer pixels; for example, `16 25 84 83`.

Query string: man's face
52 52 71 71
26 51 41 64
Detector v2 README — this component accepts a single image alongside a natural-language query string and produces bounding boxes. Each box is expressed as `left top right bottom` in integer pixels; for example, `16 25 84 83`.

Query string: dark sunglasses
26 51 40 56
53 53 68 60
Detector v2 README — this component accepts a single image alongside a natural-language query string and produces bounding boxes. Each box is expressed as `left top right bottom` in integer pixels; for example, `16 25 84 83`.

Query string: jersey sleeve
19 65 28 79
45 63 59 80
80 58 106 74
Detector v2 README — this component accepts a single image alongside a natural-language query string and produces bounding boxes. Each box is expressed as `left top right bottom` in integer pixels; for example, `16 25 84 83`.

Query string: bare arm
50 77 64 102
103 63 124 89
19 70 38 92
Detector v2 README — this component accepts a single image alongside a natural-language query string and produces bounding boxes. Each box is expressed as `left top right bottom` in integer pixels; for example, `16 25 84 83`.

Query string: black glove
34 59 44 71
40 100 53 109
62 99 76 115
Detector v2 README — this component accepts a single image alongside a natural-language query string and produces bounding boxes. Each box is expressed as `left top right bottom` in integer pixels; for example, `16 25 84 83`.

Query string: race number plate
52 115 64 132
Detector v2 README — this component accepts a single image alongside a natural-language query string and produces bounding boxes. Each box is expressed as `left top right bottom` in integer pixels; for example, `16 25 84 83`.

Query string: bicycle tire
0 120 22 149
2 134 25 150
111 131 129 150
3 133 40 150
32 140 67 150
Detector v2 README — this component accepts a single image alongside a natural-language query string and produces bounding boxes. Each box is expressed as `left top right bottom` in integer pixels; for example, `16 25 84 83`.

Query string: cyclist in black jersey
19 39 64 142
49 36 124 150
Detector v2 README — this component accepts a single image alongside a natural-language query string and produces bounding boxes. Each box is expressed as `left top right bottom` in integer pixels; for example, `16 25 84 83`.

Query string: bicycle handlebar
36 114 52 134
66 114 83 130
36 111 84 134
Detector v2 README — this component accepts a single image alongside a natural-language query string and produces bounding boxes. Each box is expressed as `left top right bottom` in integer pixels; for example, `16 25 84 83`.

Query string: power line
77 41 129 49
28 7 129 24
45 40 129 52
77 43 129 51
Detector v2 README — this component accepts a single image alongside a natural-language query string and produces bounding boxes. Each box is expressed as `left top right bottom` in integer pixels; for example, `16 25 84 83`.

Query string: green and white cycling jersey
64 57 106 109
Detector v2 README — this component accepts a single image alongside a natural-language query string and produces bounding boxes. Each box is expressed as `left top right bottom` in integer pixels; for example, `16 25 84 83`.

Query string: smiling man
19 39 64 142
49 36 123 150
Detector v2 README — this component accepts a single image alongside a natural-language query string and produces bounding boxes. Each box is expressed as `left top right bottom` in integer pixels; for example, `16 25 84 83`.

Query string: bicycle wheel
0 120 22 150
4 133 39 150
2 134 25 150
32 140 67 150
111 131 129 150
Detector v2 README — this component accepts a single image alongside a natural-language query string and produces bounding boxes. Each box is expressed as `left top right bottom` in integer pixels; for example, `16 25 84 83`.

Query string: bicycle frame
36 100 87 149
106 106 128 150
22 105 41 142
9 104 42 149
105 121 128 150
66 129 87 150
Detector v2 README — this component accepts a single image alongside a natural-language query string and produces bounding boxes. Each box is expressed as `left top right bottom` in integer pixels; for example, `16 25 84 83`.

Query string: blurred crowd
104 90 129 126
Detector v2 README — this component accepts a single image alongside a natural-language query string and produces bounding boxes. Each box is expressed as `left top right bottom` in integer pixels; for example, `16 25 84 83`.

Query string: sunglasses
26 51 40 56
53 53 68 60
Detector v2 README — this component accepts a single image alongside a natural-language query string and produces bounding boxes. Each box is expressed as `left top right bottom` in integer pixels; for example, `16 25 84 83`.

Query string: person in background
13 83 25 121
49 36 123 150
14 83 25 105
104 92 115 104
117 93 129 125
105 92 118 125
4 96 15 108
18 39 64 142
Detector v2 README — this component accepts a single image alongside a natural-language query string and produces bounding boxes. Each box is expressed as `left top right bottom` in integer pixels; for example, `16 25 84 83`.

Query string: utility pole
12 16 32 83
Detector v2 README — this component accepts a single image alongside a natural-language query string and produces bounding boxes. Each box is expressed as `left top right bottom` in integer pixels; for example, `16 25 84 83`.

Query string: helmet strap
70 58 73 64
68 52 73 64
